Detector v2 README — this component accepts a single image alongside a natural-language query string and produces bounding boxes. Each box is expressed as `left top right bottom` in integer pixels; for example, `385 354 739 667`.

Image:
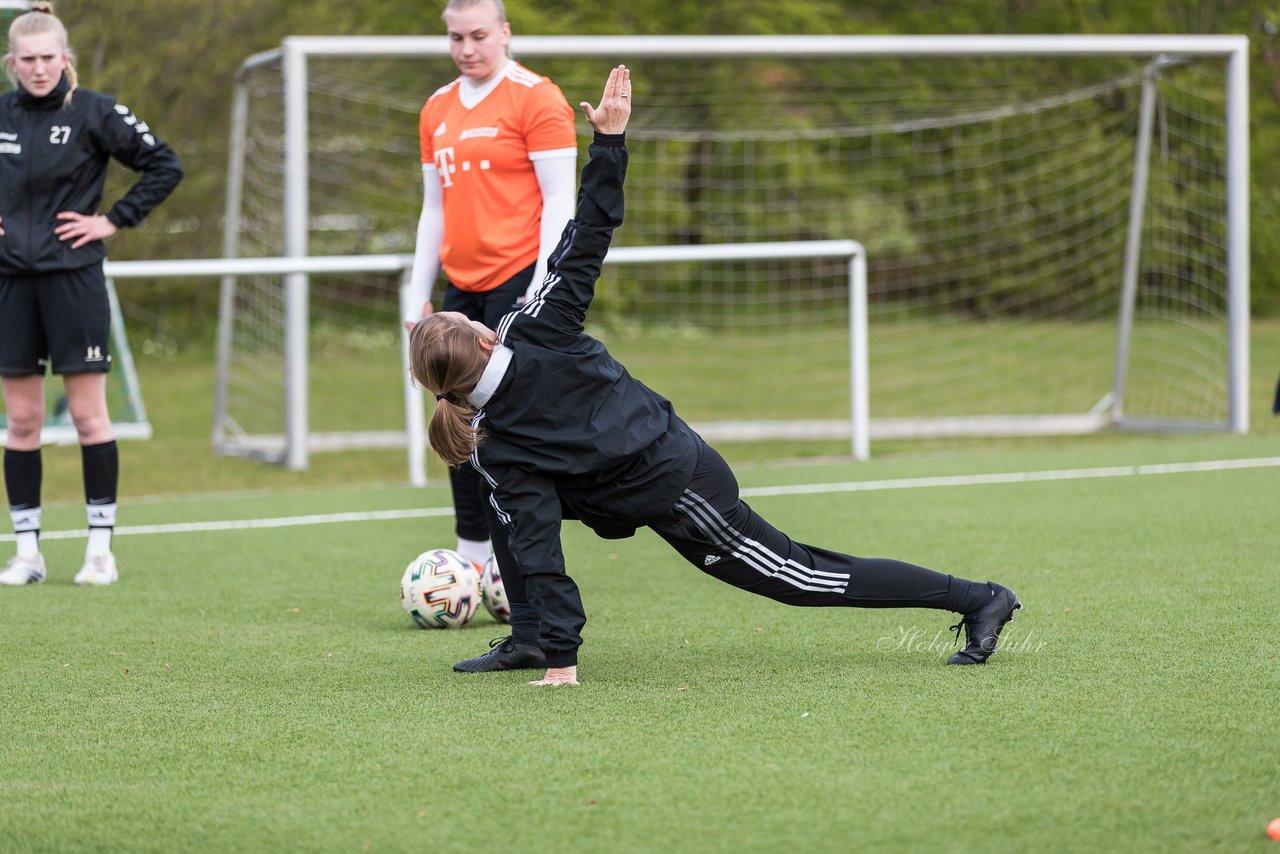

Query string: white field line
738 455 1280 497
4 457 1277 543
2 508 455 542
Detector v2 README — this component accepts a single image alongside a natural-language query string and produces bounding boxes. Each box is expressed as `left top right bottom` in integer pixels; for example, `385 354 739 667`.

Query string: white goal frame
195 241 866 486
221 34 1250 476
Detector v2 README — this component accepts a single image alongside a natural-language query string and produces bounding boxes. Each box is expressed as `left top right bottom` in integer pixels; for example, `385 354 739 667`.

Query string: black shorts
442 263 535 329
0 265 112 376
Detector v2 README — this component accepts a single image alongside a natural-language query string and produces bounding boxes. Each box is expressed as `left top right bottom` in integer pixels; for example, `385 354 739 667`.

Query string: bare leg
1 375 45 451
62 372 113 445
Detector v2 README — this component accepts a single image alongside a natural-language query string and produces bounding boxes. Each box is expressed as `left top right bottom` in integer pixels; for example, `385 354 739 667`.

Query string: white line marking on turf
2 508 455 542
3 457 1276 542
739 456 1280 497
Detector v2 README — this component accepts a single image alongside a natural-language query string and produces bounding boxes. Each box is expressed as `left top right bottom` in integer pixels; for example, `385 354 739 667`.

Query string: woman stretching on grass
408 66 1021 686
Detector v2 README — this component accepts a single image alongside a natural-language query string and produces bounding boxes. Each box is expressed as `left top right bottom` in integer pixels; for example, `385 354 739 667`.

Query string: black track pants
648 442 956 610
488 440 962 666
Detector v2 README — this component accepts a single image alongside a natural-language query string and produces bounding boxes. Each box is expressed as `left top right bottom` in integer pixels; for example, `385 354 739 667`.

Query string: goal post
89 243 862 484
218 34 1249 473
601 239 870 462
202 241 868 485
0 1 29 21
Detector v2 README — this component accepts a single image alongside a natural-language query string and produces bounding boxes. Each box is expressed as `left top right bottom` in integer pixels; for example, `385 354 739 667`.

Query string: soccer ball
479 555 511 624
400 549 481 629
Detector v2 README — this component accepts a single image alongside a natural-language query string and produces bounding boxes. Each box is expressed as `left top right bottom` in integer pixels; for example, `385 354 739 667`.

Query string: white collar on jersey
458 59 514 109
469 343 513 409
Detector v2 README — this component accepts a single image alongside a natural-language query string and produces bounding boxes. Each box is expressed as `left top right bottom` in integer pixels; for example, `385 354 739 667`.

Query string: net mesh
218 50 1232 458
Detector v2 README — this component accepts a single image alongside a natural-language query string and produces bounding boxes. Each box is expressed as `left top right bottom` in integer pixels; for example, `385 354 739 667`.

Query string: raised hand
404 301 434 333
579 65 631 135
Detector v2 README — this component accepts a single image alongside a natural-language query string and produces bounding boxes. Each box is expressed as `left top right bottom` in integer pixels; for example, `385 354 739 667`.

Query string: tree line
38 0 1280 323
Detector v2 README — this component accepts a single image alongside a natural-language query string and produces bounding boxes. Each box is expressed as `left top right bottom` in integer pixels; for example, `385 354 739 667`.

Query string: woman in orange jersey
407 0 578 569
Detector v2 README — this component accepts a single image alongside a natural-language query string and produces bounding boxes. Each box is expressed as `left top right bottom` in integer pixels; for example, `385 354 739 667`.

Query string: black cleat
947 582 1021 665
453 636 547 673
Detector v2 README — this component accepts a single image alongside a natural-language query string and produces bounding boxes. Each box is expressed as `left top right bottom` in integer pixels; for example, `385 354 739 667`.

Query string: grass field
8 315 1278 505
0 319 1277 852
1 433 1278 852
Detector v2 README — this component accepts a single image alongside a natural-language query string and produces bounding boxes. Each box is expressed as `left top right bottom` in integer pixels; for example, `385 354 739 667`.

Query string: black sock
946 576 992 614
4 447 42 510
82 441 119 554
5 448 42 552
81 440 119 505
509 603 539 647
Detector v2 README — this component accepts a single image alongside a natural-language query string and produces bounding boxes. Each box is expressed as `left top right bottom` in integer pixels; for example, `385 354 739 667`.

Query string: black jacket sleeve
94 97 183 229
528 132 627 335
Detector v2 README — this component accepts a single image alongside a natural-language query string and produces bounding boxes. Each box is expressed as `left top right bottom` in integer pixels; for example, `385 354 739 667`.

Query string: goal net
217 36 1247 470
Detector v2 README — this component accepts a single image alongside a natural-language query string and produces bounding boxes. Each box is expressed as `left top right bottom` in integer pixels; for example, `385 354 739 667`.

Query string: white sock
455 537 490 568
86 502 117 556
11 507 40 558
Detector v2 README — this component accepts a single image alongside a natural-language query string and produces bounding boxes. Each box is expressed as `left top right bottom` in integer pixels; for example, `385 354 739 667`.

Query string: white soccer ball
479 555 511 624
400 548 481 629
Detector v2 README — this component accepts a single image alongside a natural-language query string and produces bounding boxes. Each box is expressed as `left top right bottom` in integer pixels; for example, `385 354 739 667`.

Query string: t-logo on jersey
419 62 576 293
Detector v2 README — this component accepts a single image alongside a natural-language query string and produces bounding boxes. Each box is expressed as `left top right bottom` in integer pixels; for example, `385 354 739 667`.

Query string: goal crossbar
148 241 867 485
278 34 1249 59
222 34 1250 481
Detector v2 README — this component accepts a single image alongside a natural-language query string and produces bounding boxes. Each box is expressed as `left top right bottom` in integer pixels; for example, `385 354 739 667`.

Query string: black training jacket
467 133 701 662
0 73 182 274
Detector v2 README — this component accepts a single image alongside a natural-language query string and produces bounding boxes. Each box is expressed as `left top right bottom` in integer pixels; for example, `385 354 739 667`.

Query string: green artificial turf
2 439 1278 852
0 311 1276 851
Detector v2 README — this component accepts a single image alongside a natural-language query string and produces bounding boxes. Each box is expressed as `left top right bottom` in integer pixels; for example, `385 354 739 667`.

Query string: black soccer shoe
947 582 1022 665
453 636 547 673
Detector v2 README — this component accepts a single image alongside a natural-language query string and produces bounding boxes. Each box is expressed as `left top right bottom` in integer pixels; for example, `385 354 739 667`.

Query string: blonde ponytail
409 314 493 466
428 399 481 467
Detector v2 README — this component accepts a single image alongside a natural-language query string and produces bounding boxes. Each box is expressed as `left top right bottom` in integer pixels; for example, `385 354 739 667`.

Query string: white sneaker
74 553 118 587
0 554 47 586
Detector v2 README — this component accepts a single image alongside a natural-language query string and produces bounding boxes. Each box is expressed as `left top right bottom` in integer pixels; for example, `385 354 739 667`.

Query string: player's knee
4 408 42 443
69 408 112 443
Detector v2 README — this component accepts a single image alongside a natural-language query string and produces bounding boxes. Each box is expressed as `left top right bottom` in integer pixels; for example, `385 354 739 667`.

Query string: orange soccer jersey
420 62 577 293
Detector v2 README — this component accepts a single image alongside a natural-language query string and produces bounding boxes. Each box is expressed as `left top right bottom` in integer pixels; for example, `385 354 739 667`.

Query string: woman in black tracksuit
0 3 181 588
408 67 1020 685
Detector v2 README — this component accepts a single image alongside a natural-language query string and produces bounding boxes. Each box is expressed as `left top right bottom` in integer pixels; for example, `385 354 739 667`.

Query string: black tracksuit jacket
0 73 182 275
468 132 700 665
